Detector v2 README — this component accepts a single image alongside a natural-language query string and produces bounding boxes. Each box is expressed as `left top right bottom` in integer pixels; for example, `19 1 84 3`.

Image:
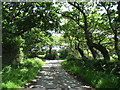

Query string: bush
65 49 80 61
20 58 44 68
2 37 24 65
2 81 20 89
62 60 120 89
45 50 57 60
66 54 80 61
2 58 45 89
58 49 68 59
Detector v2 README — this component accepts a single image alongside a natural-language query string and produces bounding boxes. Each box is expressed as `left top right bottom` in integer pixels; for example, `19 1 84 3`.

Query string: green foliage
2 1 120 89
37 55 46 58
66 50 80 61
2 82 20 89
2 2 60 36
20 58 45 68
2 37 24 65
45 50 57 60
22 28 51 58
66 55 79 61
62 60 120 88
2 58 45 89
2 2 61 64
18 48 25 62
58 49 68 59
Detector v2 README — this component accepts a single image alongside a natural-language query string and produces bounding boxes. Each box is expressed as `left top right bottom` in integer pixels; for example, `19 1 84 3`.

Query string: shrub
2 36 25 65
66 50 80 61
62 60 120 89
58 49 68 59
2 58 45 89
20 58 44 68
66 54 80 61
2 81 20 89
45 50 57 60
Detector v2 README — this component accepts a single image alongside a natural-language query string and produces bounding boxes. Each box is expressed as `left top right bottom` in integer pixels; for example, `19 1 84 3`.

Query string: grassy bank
2 58 45 89
62 60 120 89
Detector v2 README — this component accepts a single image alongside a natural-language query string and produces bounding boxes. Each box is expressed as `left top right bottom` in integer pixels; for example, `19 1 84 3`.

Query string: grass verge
62 60 120 89
2 57 45 89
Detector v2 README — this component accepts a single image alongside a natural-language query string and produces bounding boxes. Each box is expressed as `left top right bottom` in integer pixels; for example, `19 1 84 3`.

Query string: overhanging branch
62 14 84 29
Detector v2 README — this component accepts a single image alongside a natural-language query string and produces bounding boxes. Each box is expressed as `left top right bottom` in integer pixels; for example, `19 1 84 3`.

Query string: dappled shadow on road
27 60 93 89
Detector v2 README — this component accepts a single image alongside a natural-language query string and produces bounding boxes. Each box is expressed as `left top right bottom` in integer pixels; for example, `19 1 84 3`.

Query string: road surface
28 60 93 90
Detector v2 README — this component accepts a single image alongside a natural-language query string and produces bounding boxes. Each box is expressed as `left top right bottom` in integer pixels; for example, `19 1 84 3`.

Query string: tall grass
2 58 45 89
62 60 120 88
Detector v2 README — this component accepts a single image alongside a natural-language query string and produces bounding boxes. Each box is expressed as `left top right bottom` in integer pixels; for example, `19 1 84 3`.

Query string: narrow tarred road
28 60 93 89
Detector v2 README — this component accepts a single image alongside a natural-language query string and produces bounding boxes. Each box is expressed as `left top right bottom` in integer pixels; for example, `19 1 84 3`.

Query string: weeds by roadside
62 60 120 88
2 58 45 89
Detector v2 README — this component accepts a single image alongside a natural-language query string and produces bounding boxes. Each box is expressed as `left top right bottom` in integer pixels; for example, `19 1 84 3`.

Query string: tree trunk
114 31 120 60
117 1 120 60
117 1 120 22
83 12 97 59
49 45 52 55
68 2 110 60
87 41 97 59
75 42 87 59
93 43 110 60
105 3 120 60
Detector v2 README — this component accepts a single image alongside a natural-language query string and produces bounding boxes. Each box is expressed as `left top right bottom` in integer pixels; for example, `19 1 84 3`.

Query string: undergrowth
2 58 45 89
62 60 120 89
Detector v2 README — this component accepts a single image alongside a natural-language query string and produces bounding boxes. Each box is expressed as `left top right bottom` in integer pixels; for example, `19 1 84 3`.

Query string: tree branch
62 14 84 29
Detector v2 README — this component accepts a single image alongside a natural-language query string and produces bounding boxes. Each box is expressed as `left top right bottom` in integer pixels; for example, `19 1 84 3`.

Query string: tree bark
93 43 110 60
87 42 97 59
114 32 120 60
117 1 120 22
117 1 120 60
49 45 52 55
75 42 87 59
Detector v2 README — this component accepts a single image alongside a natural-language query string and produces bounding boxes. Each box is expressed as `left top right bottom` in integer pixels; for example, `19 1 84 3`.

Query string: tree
2 2 60 36
62 2 110 60
98 2 120 60
2 2 60 64
61 19 87 59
